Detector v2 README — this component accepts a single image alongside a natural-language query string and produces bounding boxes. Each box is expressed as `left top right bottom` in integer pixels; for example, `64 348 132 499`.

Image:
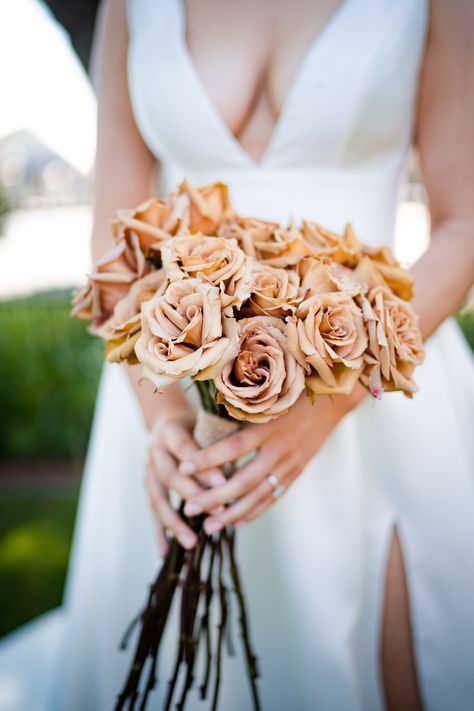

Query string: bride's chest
180 0 347 162
127 0 429 171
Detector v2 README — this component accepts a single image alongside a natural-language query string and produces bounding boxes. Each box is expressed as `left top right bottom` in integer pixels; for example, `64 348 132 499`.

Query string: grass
0 289 103 462
0 482 80 637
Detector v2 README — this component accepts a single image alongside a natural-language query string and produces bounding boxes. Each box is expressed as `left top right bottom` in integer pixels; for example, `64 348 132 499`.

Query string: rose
298 257 365 299
217 217 280 258
252 222 315 267
354 252 414 301
113 197 186 255
134 278 238 391
113 179 236 255
214 316 306 423
218 217 313 266
245 262 301 316
359 285 424 398
287 291 368 396
301 221 361 266
70 232 149 325
161 233 251 312
177 178 235 234
96 269 167 363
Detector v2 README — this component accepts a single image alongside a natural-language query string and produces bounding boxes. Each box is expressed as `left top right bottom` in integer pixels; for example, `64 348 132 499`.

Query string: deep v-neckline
175 0 354 169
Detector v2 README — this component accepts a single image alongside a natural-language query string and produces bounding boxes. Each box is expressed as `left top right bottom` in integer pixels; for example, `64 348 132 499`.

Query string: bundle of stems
114 388 261 710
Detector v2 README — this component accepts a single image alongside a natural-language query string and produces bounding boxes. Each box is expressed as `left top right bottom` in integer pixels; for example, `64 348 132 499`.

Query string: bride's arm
175 0 474 535
91 0 206 551
410 0 474 337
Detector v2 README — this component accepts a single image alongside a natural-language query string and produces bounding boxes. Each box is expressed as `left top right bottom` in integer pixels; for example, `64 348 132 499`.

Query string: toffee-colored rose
217 217 280 259
253 222 315 267
246 263 301 316
113 179 236 256
97 269 167 363
70 232 149 325
287 291 368 395
354 252 414 301
359 285 424 398
299 257 365 299
178 178 235 234
134 279 238 391
161 233 251 312
301 222 361 267
214 317 305 422
113 197 188 254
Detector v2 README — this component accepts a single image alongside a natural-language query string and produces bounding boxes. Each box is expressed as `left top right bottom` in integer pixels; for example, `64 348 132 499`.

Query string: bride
2 0 474 709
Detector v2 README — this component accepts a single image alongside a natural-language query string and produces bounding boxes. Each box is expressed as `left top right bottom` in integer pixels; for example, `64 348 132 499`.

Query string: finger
235 467 301 527
161 420 199 463
145 459 197 549
178 423 271 476
183 442 285 516
145 460 173 555
149 450 225 522
195 468 228 488
154 521 169 558
157 422 227 487
235 494 274 527
203 461 294 532
150 445 204 498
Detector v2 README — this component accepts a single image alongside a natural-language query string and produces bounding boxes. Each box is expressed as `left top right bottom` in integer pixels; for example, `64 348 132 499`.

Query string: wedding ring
266 474 285 499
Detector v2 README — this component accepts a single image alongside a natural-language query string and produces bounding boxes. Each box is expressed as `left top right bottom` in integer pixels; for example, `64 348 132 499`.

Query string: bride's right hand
145 411 227 556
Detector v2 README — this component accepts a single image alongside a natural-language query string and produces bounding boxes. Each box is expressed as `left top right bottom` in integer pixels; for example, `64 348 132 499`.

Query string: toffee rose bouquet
72 178 424 710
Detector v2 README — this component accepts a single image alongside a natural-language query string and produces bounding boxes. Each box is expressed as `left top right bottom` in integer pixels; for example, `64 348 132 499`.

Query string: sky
0 0 96 175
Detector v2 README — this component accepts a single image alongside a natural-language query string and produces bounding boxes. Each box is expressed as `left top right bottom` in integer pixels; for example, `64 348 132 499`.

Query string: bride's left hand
179 383 368 534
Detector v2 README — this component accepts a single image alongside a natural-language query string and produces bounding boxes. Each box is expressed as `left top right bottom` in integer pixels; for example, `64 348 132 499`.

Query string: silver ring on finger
266 473 285 499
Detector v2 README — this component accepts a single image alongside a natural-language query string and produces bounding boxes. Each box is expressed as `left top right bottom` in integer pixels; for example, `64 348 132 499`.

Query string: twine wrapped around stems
114 403 261 711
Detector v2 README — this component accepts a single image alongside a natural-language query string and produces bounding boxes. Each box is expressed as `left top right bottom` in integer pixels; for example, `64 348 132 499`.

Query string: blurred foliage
0 483 79 636
0 289 103 461
456 308 474 352
0 185 12 236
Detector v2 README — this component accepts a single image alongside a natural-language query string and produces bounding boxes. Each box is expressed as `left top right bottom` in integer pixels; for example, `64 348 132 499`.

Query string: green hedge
0 290 103 461
0 290 472 462
457 308 474 352
0 483 79 636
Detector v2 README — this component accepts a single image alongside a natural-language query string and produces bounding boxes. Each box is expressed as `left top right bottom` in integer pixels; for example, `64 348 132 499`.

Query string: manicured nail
204 518 223 535
179 461 197 476
234 521 246 530
184 501 202 516
159 543 169 558
178 532 196 549
209 472 226 486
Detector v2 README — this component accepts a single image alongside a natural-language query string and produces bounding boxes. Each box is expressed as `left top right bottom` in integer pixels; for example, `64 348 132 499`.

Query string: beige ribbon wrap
192 408 240 449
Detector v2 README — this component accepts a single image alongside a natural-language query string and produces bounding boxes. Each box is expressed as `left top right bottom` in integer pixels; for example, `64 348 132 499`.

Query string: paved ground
0 205 92 299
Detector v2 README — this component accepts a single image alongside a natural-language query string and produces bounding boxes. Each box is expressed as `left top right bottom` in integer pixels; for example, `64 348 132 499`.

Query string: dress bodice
126 0 429 246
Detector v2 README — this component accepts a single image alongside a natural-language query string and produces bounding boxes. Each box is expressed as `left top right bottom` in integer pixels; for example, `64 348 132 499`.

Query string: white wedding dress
1 0 474 709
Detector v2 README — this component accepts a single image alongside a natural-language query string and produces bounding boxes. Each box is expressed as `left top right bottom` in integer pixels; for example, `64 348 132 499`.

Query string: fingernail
159 543 169 558
204 518 223 535
179 461 197 476
234 521 246 530
184 501 202 516
178 532 196 549
209 472 226 486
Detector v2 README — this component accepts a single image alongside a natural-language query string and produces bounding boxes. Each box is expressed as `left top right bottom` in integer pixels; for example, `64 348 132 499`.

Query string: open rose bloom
72 178 425 418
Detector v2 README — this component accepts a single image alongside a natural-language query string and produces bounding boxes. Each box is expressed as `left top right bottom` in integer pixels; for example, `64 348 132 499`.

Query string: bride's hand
146 411 227 555
179 384 368 535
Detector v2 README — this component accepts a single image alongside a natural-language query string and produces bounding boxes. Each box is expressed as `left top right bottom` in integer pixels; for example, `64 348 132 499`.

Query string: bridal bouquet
72 178 424 709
